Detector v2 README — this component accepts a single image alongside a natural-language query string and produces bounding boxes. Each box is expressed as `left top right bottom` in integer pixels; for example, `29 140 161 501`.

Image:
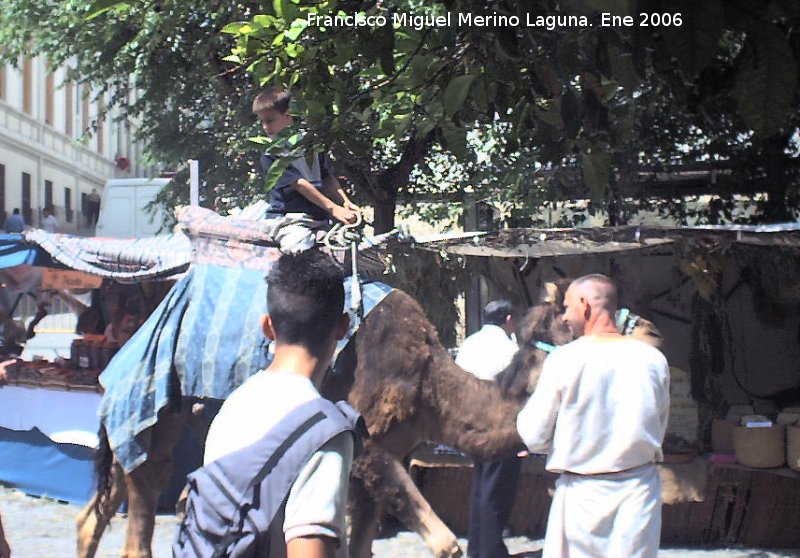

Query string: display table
0 384 101 503
409 445 800 548
3 360 103 394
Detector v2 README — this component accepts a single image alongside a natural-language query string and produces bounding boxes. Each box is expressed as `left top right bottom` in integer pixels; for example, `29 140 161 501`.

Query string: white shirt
41 214 58 233
205 370 353 557
517 336 670 475
455 324 518 381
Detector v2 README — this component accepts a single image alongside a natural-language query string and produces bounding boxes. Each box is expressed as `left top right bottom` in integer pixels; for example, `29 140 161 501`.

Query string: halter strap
615 308 641 336
615 308 630 332
532 340 556 353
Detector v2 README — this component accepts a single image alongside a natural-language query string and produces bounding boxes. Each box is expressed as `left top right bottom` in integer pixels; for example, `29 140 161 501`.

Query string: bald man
516 274 670 558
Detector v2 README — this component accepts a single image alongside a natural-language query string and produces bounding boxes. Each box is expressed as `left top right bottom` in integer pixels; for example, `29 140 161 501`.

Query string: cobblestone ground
1 487 799 557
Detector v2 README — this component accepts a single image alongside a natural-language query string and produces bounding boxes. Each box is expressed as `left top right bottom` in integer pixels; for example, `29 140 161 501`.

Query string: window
65 79 73 136
97 96 104 155
44 179 53 208
22 172 31 225
82 85 89 134
0 165 5 223
45 64 54 126
64 186 72 223
22 57 32 115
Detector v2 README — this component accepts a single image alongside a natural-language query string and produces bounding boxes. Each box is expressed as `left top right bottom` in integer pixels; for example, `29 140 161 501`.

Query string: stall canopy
417 223 800 259
0 230 191 280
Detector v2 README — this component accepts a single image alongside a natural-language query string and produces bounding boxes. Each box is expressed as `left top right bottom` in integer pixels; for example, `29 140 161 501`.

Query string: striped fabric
99 263 392 473
24 229 191 281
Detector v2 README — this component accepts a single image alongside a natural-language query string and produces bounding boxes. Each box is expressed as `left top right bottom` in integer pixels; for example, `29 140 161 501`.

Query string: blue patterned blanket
99 263 392 473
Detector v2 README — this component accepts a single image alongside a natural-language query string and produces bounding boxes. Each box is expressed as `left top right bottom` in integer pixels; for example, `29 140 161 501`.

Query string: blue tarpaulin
0 427 95 503
0 234 57 269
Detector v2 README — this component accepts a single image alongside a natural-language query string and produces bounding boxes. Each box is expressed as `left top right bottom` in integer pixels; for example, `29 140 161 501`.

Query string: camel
76 283 660 558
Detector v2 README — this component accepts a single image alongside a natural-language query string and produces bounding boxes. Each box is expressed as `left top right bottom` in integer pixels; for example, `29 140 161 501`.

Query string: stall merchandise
0 229 192 504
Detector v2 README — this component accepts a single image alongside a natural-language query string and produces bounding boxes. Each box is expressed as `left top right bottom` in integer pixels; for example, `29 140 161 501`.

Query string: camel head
495 300 572 400
623 315 664 348
494 280 664 400
546 278 664 348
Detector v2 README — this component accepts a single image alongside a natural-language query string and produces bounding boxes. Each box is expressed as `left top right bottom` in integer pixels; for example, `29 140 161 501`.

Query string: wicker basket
711 419 735 454
732 425 786 468
787 425 800 472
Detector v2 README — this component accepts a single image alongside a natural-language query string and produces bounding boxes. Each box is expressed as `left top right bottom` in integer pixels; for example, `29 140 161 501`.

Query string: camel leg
348 474 383 558
352 444 462 558
121 411 186 558
76 459 127 558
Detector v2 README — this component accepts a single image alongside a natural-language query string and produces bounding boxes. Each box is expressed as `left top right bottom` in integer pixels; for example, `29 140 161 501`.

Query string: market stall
0 230 191 504
409 444 800 547
410 223 800 548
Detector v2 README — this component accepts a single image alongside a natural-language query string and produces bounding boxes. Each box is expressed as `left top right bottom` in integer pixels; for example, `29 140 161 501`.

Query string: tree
2 0 799 231
225 0 800 226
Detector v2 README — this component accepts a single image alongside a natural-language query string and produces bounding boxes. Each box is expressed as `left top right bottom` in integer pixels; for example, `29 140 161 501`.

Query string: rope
323 212 364 251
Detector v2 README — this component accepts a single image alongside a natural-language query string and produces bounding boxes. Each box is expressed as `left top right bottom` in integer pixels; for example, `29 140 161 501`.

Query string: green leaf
285 19 307 41
264 157 293 193
410 54 434 85
253 14 278 28
443 75 476 117
87 0 130 20
222 22 249 35
662 0 724 78
733 24 798 137
599 78 619 102
442 123 468 158
607 46 639 92
471 76 489 110
417 117 437 137
581 147 611 201
536 105 562 127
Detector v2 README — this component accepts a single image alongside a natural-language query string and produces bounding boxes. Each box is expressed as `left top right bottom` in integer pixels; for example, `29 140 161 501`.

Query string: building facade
0 56 152 233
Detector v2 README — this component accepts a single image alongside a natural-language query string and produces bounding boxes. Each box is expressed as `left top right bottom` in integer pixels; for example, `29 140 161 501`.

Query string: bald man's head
562 274 619 337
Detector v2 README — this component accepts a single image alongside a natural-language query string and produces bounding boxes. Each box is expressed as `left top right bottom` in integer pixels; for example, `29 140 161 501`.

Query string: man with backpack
174 250 360 558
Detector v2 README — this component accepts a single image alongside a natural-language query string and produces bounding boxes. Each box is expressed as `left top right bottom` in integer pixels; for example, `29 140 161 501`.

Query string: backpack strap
201 398 363 556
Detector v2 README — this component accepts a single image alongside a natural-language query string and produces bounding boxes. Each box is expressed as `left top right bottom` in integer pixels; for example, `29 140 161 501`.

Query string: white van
94 178 172 238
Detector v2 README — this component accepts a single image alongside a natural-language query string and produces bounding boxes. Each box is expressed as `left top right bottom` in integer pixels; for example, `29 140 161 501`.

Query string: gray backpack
173 398 365 558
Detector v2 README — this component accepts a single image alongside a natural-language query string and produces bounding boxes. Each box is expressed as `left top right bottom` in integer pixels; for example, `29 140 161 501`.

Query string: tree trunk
373 195 396 234
761 135 792 223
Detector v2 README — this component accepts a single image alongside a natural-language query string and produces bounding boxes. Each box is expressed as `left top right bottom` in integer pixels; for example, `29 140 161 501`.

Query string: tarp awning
23 229 191 280
419 223 800 259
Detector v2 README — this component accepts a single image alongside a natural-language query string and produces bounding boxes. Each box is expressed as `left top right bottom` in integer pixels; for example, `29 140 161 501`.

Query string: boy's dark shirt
260 152 333 220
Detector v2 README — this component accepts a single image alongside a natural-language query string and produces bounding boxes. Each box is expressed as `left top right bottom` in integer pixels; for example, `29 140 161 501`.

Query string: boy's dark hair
483 299 513 326
252 87 292 115
267 250 345 353
12 209 19 215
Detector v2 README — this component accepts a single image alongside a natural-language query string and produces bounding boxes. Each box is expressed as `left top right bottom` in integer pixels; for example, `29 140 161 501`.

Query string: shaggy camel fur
74 290 589 558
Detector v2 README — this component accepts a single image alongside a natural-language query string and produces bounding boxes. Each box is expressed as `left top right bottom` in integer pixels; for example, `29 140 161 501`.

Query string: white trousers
543 464 662 558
